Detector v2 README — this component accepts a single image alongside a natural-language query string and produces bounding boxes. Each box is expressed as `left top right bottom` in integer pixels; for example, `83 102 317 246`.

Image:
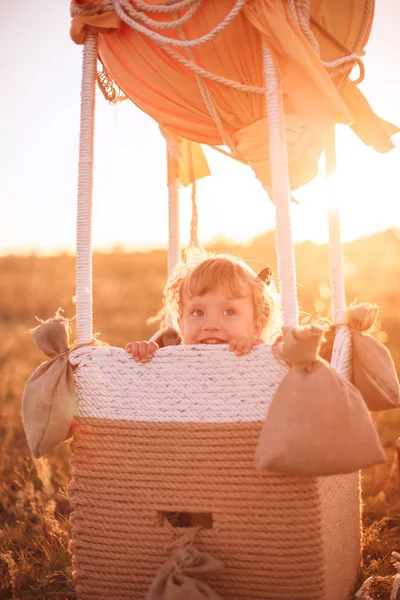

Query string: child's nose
204 318 221 330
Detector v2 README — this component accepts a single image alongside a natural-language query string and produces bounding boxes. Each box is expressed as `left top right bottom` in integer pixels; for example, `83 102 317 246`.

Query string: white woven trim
76 31 98 345
262 42 298 328
70 344 288 423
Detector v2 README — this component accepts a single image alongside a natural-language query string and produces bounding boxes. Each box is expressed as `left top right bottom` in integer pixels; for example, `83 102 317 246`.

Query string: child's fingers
233 338 247 356
242 337 256 354
138 341 151 362
147 341 159 358
130 342 142 361
125 342 133 353
229 337 262 356
243 336 263 353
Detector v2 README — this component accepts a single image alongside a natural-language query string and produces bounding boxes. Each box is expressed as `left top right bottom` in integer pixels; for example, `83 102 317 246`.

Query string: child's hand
229 336 263 357
125 341 159 362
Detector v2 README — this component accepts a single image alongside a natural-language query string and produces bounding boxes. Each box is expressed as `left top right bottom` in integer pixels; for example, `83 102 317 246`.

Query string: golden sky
0 0 399 255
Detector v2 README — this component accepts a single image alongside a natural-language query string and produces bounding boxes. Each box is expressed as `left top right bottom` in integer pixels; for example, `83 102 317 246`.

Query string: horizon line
1 227 399 258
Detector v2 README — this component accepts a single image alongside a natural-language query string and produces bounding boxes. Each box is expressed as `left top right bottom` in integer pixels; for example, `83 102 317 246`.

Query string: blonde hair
163 251 281 342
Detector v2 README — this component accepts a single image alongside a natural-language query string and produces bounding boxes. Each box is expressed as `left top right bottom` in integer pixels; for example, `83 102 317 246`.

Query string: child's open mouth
199 338 226 344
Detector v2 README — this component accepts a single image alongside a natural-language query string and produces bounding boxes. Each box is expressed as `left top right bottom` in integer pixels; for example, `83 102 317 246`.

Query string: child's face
178 286 264 345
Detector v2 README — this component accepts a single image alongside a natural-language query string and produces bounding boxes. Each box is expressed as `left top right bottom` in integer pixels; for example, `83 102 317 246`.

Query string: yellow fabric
163 129 211 187
179 138 210 187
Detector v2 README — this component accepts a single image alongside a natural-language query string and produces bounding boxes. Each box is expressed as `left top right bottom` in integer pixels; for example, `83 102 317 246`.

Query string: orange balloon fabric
96 1 351 141
70 0 397 189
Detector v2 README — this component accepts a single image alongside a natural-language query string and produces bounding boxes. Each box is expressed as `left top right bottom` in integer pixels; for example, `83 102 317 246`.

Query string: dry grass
1 231 399 599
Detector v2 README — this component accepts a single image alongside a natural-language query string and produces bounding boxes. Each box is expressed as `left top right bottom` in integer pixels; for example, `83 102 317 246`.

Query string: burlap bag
347 304 400 411
256 325 386 476
22 315 77 459
145 544 224 600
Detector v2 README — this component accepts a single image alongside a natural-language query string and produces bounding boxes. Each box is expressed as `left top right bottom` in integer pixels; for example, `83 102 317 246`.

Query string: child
126 252 280 362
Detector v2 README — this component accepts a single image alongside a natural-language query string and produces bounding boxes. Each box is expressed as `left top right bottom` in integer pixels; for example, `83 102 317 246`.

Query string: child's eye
223 309 235 316
191 309 203 317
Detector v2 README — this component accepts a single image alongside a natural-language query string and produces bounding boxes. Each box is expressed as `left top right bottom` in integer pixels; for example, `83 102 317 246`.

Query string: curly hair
163 250 281 342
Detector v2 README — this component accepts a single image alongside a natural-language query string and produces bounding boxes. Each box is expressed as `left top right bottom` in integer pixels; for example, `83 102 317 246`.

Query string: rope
189 182 200 249
73 0 265 97
76 30 98 345
287 0 366 85
126 0 203 13
285 0 353 380
111 0 247 48
117 0 203 30
174 16 243 161
262 41 298 328
157 43 268 95
71 1 113 16
324 127 353 380
324 127 346 325
308 16 367 85
167 175 181 276
210 145 247 164
293 0 320 55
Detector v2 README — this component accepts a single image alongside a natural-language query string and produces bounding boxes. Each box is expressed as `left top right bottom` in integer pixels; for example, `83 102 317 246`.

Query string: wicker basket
68 343 360 600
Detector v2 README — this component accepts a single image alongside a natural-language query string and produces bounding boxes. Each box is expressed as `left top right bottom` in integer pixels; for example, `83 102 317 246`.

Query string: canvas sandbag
255 325 386 476
22 315 77 458
347 303 400 412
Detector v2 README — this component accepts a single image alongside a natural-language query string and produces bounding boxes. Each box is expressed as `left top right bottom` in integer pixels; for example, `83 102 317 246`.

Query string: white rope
118 0 203 29
131 0 200 13
174 18 243 161
325 127 346 325
189 182 201 248
73 0 265 96
76 31 98 345
158 43 268 95
286 0 364 82
167 176 180 275
295 0 320 54
111 0 247 48
286 0 352 379
324 127 352 381
262 42 298 328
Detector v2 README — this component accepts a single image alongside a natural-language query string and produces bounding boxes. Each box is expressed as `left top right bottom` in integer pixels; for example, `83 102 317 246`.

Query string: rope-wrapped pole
325 127 346 324
76 30 98 345
262 42 298 328
167 150 181 275
325 126 352 378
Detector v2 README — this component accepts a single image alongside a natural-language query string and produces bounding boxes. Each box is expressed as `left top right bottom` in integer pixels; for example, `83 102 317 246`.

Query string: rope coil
112 0 247 48
76 30 98 344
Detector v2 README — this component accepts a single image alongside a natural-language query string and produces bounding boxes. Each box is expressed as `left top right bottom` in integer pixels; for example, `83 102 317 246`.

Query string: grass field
0 230 399 599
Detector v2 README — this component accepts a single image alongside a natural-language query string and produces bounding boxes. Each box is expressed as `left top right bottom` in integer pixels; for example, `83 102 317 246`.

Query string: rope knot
145 524 224 599
346 302 379 333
